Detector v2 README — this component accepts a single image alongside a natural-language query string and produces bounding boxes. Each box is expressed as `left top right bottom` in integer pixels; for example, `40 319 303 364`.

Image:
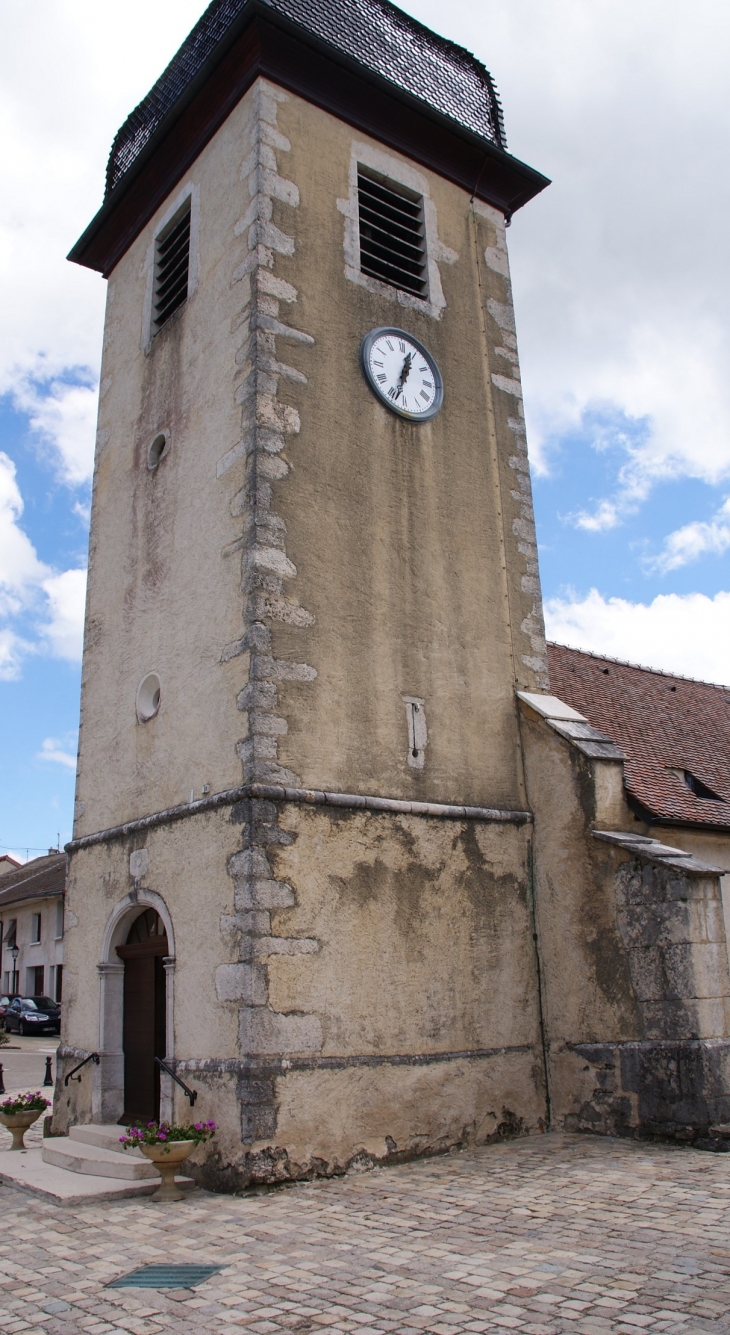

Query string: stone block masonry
217 83 325 1117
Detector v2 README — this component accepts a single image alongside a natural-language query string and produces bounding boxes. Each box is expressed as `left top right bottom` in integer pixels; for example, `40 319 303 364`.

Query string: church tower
57 0 554 1185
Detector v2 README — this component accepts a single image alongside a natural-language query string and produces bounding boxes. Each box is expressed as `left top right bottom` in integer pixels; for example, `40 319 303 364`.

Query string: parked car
4 996 60 1036
0 995 18 1026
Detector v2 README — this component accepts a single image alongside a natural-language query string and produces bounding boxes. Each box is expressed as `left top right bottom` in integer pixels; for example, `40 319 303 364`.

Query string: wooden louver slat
153 202 191 331
357 171 427 298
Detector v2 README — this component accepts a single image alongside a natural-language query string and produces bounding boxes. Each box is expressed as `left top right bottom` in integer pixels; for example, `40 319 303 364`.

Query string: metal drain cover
108 1264 222 1289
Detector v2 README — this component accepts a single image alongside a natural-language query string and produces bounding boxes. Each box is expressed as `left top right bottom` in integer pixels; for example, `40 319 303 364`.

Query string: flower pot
139 1139 196 1201
0 1108 42 1151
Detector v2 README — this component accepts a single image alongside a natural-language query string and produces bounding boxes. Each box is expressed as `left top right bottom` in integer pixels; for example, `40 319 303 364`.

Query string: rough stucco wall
258 92 547 806
267 1052 542 1175
55 808 241 1134
519 708 641 1048
75 78 546 842
654 828 730 872
57 802 545 1173
267 808 537 1055
61 77 551 1174
201 803 545 1183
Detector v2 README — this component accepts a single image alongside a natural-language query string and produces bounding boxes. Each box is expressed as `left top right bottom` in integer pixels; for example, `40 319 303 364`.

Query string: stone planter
139 1139 195 1201
0 1108 43 1151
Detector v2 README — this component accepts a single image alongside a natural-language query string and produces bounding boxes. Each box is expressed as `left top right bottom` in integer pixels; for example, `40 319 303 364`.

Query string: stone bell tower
56 0 553 1186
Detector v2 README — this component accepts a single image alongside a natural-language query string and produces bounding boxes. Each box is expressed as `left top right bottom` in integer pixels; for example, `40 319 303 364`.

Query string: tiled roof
0 854 65 911
105 0 506 197
547 642 730 829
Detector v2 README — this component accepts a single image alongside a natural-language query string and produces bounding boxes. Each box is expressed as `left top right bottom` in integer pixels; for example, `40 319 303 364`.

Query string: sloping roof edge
547 641 730 693
547 641 730 832
0 854 66 911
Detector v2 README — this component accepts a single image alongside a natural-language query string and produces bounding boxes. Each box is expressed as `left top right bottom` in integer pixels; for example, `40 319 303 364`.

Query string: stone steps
42 1136 158 1180
69 1123 145 1157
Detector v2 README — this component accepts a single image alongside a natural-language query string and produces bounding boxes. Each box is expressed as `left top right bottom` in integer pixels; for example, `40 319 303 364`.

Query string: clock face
360 327 443 421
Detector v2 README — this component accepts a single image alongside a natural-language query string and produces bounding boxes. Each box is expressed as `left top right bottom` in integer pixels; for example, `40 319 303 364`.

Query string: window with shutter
152 199 191 332
357 169 427 298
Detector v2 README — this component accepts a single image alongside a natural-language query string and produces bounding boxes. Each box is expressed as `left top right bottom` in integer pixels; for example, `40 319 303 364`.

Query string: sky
1 0 729 857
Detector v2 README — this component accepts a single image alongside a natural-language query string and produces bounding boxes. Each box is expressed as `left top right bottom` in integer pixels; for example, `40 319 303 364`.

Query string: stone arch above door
100 888 176 965
94 888 176 1124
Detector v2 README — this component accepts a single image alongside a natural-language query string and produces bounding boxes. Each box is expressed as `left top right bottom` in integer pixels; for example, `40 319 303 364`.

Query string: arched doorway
116 908 168 1122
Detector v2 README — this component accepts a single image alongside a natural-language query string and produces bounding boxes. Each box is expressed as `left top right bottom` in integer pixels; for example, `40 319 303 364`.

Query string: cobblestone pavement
0 1132 729 1335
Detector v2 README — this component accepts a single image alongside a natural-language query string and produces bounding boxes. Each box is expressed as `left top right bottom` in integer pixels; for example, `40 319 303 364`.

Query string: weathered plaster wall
57 802 545 1180
519 699 730 1143
60 76 553 1177
74 78 546 842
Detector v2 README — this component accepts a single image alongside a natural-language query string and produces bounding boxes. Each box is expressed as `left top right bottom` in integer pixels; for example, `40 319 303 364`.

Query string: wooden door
117 911 168 1122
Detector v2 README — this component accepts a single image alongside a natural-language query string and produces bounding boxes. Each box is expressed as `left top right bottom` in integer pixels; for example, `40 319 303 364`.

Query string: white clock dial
360 327 443 421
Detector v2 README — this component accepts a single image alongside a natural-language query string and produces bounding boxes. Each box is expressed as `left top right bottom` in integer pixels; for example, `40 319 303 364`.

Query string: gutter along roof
69 0 549 276
547 642 730 832
0 853 66 911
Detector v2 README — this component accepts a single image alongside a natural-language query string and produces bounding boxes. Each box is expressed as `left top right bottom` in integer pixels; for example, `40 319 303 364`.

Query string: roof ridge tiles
547 641 730 693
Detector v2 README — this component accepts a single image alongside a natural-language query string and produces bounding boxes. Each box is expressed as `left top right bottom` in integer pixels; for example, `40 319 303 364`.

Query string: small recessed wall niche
147 432 169 470
403 695 427 769
136 673 161 722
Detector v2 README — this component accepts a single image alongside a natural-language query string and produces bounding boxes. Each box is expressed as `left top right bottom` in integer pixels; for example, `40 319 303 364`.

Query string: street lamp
10 943 18 997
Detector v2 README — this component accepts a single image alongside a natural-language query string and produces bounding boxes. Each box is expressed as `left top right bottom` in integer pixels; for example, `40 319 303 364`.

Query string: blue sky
2 0 729 858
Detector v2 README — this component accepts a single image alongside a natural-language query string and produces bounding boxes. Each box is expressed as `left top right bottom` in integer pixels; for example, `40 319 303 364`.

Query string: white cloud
0 450 49 602
571 499 621 534
13 379 98 487
0 451 86 675
0 0 205 397
0 627 30 681
545 587 730 685
3 0 729 509
402 0 730 503
649 499 730 573
40 568 87 661
37 737 77 770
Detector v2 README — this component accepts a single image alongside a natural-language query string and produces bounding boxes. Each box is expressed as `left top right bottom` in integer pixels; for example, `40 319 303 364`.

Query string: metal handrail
155 1056 197 1106
64 1052 100 1086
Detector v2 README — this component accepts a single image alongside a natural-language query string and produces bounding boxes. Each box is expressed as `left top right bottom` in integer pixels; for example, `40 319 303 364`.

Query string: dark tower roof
70 0 549 275
106 0 507 199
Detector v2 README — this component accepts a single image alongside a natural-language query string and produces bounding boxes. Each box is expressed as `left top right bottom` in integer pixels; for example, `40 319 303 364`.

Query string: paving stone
1 1135 730 1334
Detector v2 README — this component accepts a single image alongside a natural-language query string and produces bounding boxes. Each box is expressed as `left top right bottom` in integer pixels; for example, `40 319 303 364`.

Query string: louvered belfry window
153 200 191 332
358 169 427 298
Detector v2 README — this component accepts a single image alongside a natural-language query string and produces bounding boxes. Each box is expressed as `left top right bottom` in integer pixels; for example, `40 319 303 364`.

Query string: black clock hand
396 352 412 395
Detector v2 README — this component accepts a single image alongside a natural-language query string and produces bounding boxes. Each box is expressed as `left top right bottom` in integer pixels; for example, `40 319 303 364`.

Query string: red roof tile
546 643 730 829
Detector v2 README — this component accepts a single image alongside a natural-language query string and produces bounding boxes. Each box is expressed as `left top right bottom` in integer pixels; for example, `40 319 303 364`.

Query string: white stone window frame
141 181 200 353
338 141 457 321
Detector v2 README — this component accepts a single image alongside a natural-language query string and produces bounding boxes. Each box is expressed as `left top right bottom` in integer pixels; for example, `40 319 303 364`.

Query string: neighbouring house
0 856 21 877
0 854 65 1001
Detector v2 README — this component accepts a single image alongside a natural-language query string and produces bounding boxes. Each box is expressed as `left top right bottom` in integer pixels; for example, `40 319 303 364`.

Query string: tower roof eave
68 0 549 276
